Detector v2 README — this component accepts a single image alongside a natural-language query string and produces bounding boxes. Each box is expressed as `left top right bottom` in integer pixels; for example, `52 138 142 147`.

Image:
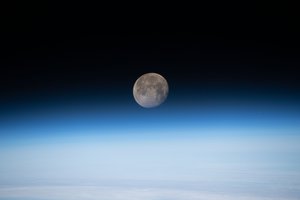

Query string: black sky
0 4 299 111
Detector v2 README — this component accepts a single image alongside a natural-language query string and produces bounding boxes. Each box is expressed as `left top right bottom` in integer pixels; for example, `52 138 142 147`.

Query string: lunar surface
133 73 168 108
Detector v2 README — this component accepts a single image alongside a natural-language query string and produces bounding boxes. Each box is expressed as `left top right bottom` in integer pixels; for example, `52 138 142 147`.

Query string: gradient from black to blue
1 27 300 135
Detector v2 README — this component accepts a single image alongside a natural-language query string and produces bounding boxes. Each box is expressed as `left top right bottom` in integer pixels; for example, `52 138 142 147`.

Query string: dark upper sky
0 4 299 111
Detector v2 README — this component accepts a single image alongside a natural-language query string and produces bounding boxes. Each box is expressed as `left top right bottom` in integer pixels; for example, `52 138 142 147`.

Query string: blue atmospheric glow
0 102 300 199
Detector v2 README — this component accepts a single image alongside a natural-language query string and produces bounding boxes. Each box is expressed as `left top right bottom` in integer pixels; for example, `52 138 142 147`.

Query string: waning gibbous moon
133 73 169 108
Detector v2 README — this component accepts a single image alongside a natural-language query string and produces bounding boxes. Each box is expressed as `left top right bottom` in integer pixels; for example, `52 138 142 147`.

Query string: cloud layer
0 185 298 200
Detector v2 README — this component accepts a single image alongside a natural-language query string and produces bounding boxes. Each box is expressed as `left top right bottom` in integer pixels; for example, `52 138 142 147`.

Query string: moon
133 73 169 108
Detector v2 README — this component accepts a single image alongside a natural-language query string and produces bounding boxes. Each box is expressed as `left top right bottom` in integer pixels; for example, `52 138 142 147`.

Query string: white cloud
0 185 298 200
